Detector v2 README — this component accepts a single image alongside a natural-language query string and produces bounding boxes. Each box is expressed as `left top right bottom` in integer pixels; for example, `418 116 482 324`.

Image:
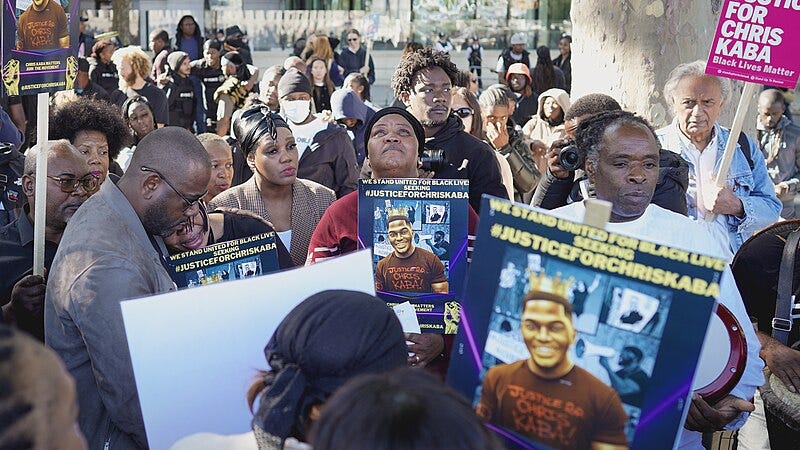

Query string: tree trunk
570 0 742 128
112 0 133 46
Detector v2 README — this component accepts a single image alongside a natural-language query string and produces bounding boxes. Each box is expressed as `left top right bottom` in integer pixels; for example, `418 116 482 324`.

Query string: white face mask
281 100 311 123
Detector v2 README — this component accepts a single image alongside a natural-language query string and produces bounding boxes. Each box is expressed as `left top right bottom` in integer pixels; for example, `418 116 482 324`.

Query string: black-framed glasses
45 174 99 193
454 107 473 119
141 166 206 210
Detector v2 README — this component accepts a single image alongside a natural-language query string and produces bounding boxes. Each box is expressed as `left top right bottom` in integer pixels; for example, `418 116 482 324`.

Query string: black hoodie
426 115 509 212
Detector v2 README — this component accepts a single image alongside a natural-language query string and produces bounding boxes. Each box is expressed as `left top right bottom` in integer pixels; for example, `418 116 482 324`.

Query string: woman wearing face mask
163 203 294 269
209 105 336 266
277 68 358 198
88 39 118 94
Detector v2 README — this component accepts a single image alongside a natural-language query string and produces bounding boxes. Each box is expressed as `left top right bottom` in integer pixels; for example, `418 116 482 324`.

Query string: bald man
757 89 800 219
1 140 96 341
45 127 211 449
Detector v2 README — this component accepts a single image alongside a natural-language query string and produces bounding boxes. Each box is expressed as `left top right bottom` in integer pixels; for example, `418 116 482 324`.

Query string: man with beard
391 47 507 212
110 46 169 127
1 141 96 341
45 127 210 449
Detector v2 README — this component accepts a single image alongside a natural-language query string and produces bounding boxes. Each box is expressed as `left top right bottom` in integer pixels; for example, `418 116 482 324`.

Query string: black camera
558 144 585 172
420 147 446 173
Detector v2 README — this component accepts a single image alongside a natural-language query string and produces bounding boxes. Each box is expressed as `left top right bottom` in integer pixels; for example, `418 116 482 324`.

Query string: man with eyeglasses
339 29 375 85
1 140 95 341
45 127 211 450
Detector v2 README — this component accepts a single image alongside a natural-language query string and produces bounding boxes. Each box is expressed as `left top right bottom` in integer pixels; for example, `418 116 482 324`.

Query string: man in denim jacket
657 61 780 252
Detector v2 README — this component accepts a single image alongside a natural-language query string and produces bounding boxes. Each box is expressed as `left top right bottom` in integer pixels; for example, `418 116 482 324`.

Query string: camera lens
558 145 584 172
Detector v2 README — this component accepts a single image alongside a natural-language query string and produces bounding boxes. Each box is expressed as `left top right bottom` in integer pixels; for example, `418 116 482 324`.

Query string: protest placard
121 250 375 449
165 232 280 288
706 0 800 89
358 178 469 333
448 197 725 449
2 0 81 96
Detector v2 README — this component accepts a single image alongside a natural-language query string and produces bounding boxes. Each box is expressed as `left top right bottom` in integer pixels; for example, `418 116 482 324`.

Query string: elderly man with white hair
657 60 780 252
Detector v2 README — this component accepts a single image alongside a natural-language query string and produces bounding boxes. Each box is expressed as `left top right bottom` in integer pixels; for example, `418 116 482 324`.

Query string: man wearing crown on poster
476 271 629 450
375 206 449 294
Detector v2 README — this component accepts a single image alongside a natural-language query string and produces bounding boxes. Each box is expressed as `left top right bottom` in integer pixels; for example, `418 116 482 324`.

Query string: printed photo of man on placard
469 243 675 449
374 206 449 294
16 0 70 50
476 271 629 450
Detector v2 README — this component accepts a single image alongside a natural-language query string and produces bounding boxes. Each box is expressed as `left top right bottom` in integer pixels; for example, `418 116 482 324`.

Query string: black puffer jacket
532 149 690 216
426 115 510 213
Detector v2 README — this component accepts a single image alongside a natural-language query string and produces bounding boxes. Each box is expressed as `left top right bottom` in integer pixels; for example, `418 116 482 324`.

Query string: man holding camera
390 47 508 212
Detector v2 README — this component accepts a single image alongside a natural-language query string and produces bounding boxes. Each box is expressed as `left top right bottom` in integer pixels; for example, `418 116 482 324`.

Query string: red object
695 303 747 405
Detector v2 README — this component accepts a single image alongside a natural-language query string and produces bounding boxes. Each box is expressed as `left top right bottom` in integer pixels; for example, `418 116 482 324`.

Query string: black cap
363 107 426 158
225 25 245 38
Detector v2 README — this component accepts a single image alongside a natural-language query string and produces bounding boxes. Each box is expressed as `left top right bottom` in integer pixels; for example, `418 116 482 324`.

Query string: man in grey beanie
278 68 358 198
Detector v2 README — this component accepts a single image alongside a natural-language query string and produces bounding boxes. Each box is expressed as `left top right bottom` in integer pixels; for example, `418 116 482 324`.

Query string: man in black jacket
163 51 196 131
391 47 508 212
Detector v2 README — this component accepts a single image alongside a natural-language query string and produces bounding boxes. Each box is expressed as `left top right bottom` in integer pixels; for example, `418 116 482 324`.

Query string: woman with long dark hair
174 15 203 61
531 46 566 94
308 57 335 113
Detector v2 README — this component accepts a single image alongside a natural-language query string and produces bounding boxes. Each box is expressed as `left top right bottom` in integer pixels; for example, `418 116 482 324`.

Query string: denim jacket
657 121 780 252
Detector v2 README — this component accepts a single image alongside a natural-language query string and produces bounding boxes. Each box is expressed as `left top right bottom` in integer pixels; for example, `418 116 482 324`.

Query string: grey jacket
760 116 800 218
45 180 176 449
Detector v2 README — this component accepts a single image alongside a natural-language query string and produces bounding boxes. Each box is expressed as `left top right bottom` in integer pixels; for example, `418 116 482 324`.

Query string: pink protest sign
706 0 800 89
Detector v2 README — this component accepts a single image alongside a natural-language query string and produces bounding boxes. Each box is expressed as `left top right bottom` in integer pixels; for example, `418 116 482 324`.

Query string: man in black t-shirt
109 47 169 126
191 40 226 132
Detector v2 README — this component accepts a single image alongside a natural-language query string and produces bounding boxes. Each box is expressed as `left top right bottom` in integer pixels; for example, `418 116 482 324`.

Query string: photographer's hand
546 147 571 179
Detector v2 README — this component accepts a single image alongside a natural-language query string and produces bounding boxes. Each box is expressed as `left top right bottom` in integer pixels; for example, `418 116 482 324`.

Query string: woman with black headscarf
208 105 336 265
169 290 408 450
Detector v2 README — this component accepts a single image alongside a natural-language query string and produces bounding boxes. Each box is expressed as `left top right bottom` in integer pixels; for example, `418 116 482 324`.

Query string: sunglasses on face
47 174 99 193
454 107 473 119
348 38 359 41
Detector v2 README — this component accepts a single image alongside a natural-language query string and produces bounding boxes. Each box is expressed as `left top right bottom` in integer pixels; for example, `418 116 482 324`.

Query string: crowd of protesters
1 13 799 450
